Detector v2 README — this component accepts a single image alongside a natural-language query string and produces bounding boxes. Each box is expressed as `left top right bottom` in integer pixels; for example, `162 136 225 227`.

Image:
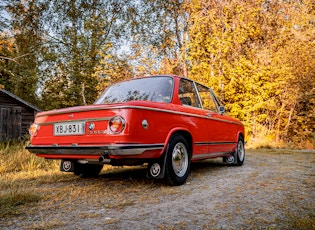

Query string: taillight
29 123 39 137
109 116 126 134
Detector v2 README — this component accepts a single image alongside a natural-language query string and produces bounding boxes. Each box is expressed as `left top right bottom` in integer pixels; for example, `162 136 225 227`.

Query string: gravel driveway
1 150 314 229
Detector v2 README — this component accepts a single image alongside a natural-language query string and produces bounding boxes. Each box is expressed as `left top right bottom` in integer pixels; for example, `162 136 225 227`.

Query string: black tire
165 134 191 186
234 136 245 166
74 162 103 177
223 136 245 166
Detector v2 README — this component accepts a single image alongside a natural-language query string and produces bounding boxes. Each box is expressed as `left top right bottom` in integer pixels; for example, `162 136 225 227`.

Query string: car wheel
165 134 191 186
223 136 245 166
234 136 245 166
74 162 103 177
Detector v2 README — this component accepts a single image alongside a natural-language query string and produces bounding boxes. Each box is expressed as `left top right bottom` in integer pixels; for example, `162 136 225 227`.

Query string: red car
27 75 245 185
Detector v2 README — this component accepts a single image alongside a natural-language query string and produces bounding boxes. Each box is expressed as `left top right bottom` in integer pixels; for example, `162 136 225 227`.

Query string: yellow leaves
0 33 15 53
187 0 314 146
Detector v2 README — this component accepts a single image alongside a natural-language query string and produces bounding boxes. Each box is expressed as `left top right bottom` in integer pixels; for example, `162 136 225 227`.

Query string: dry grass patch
0 189 41 218
0 141 59 174
247 148 315 155
286 214 315 230
25 221 66 230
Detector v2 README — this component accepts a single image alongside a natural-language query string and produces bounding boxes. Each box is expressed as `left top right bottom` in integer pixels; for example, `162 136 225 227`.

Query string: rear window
95 76 174 104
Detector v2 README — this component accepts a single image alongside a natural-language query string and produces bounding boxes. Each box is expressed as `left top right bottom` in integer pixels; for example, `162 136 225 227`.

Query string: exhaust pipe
99 152 110 163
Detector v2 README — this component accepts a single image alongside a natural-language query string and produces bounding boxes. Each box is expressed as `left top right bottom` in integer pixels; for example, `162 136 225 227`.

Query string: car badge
69 114 74 118
89 123 95 130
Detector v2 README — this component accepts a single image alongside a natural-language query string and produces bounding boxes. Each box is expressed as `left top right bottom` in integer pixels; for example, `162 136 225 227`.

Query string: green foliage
4 0 46 106
126 0 188 77
39 0 133 109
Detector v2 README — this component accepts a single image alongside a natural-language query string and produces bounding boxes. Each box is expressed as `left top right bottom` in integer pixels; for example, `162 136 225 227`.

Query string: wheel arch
238 131 244 141
147 128 193 180
163 128 193 157
231 131 245 153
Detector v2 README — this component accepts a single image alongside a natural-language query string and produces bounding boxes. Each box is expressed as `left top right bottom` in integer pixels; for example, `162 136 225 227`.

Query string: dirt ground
1 150 314 229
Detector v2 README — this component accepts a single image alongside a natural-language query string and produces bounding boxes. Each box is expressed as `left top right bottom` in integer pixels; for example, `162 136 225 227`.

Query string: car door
195 83 233 154
177 78 210 157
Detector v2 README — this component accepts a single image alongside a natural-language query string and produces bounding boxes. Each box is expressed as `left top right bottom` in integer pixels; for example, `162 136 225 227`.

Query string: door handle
206 113 212 118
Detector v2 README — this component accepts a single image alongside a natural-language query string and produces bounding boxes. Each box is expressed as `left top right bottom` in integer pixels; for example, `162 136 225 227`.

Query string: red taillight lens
29 123 39 137
109 116 125 134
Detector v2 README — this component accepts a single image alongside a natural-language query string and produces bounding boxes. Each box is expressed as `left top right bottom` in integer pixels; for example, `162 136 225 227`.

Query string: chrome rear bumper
26 143 164 156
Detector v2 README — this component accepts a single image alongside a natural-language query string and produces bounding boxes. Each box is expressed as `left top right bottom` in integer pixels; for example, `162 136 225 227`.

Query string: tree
92 44 133 96
40 0 132 109
0 32 16 91
5 0 46 105
126 0 188 77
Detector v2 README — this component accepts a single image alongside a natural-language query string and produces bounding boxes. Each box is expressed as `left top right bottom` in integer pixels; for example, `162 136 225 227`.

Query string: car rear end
27 102 169 160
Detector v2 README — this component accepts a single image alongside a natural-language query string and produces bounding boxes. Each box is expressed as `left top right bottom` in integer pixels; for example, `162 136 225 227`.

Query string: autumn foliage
186 0 314 148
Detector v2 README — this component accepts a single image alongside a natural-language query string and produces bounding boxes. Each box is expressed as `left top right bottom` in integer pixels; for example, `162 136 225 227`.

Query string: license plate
54 121 85 136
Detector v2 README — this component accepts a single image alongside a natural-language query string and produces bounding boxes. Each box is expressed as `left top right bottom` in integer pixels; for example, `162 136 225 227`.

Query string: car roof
109 74 210 91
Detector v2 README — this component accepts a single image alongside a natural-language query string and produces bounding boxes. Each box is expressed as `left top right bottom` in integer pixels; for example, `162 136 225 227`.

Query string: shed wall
0 91 37 141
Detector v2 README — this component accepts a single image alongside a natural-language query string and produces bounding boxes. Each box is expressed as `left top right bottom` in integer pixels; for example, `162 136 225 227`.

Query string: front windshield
94 76 174 104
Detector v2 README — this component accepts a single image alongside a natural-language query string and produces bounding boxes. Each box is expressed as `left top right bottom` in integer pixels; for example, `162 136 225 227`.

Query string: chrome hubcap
172 143 188 177
62 161 72 171
150 163 161 177
226 156 234 163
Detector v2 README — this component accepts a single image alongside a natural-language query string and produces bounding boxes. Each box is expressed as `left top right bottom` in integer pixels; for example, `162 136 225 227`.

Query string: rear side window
178 79 201 108
196 83 218 112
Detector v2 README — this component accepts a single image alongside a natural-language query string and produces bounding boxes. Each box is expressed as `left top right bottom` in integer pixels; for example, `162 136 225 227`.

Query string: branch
81 82 87 105
0 53 31 64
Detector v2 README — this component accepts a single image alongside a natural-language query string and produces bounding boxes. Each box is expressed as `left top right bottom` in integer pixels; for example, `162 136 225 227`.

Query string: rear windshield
94 76 174 104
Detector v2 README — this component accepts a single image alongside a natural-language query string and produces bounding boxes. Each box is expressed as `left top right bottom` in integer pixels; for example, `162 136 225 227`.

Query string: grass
0 140 59 174
0 141 53 218
0 189 41 218
247 147 315 155
285 213 315 230
0 141 149 222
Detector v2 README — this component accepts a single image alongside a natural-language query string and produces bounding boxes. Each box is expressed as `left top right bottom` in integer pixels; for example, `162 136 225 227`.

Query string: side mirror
219 106 225 115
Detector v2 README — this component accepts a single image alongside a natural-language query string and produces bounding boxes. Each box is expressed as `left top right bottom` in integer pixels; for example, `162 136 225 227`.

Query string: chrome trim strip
37 105 243 126
26 143 164 156
192 152 232 160
38 117 111 126
195 141 237 146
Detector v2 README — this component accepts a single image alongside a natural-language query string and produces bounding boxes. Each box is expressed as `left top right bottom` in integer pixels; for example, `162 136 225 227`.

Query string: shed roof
0 89 41 111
